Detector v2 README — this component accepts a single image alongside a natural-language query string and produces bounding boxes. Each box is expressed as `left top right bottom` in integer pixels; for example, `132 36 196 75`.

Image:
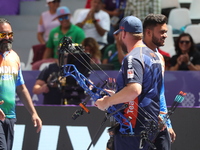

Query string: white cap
46 0 54 3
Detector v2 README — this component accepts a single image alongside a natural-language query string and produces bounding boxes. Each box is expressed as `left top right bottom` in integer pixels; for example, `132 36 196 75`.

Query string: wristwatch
187 61 191 66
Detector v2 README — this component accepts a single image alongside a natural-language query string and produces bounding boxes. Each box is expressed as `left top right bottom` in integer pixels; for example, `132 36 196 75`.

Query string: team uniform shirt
144 42 172 128
46 24 85 58
114 45 163 150
75 9 110 44
0 50 24 118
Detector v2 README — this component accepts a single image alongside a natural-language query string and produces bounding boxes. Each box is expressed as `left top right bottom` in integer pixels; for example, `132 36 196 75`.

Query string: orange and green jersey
0 50 24 118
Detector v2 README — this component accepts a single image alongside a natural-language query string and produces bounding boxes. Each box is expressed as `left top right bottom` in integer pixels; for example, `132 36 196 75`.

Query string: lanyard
109 51 118 62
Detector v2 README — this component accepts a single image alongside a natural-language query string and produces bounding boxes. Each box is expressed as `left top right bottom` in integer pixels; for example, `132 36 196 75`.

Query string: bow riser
62 64 134 135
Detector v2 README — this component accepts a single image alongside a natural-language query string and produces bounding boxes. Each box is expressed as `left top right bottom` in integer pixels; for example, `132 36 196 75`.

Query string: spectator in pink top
37 0 60 44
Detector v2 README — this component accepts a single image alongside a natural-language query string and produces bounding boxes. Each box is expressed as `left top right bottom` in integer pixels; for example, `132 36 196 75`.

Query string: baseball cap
114 16 143 34
56 6 71 18
46 0 60 3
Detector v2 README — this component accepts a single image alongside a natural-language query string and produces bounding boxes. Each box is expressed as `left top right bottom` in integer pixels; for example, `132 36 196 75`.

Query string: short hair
143 14 167 30
0 18 10 25
132 33 143 40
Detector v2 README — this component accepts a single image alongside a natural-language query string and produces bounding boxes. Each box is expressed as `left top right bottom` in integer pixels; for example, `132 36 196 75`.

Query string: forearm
37 32 45 44
169 63 179 71
43 48 52 59
17 85 38 116
76 17 88 28
94 22 106 36
37 16 45 44
32 84 45 94
166 119 172 128
188 63 200 70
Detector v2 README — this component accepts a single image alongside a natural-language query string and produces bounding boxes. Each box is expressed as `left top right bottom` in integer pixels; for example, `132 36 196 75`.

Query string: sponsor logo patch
127 69 134 79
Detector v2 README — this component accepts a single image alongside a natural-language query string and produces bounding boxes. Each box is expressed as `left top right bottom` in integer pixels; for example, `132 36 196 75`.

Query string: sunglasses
179 40 191 44
0 32 14 38
58 16 69 21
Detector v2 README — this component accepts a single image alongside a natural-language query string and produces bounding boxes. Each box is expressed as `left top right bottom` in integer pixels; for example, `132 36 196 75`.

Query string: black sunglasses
179 40 191 44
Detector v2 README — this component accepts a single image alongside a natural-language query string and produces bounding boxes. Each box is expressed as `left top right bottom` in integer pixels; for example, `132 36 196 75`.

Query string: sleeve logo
127 69 134 79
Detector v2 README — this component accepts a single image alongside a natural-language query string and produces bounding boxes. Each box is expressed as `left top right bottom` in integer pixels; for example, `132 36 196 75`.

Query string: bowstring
59 36 159 134
105 79 158 133
66 46 107 83
136 103 158 125
134 103 159 135
59 36 110 83
74 44 111 78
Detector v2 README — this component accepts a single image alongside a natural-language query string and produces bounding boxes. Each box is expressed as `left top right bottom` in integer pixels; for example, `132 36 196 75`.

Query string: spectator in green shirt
102 33 125 70
43 6 85 59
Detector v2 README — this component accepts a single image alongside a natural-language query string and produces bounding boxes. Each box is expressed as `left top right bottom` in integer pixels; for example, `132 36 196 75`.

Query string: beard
121 43 127 53
119 39 128 53
152 35 165 47
0 39 13 53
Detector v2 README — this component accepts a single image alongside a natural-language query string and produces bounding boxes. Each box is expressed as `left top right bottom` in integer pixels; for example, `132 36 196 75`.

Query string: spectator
0 18 42 150
31 0 60 71
82 37 101 64
37 0 60 44
33 6 86 70
32 60 85 105
43 6 85 59
75 0 110 48
169 33 200 71
33 57 89 105
102 33 125 70
124 0 161 22
32 61 63 105
102 0 127 44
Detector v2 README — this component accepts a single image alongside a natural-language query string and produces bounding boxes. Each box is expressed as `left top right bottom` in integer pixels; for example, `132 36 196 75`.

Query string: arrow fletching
174 91 187 103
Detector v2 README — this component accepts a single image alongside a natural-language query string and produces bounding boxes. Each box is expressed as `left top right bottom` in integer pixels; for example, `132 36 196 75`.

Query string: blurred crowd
31 0 200 72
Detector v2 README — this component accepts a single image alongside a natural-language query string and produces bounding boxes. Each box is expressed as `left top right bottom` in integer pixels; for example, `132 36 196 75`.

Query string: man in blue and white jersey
143 14 176 150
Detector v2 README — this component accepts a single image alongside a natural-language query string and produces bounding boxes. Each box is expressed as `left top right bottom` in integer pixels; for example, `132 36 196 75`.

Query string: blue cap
114 16 143 34
56 6 71 17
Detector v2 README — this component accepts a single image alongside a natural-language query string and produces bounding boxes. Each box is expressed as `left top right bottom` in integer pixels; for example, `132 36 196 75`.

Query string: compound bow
58 36 186 149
